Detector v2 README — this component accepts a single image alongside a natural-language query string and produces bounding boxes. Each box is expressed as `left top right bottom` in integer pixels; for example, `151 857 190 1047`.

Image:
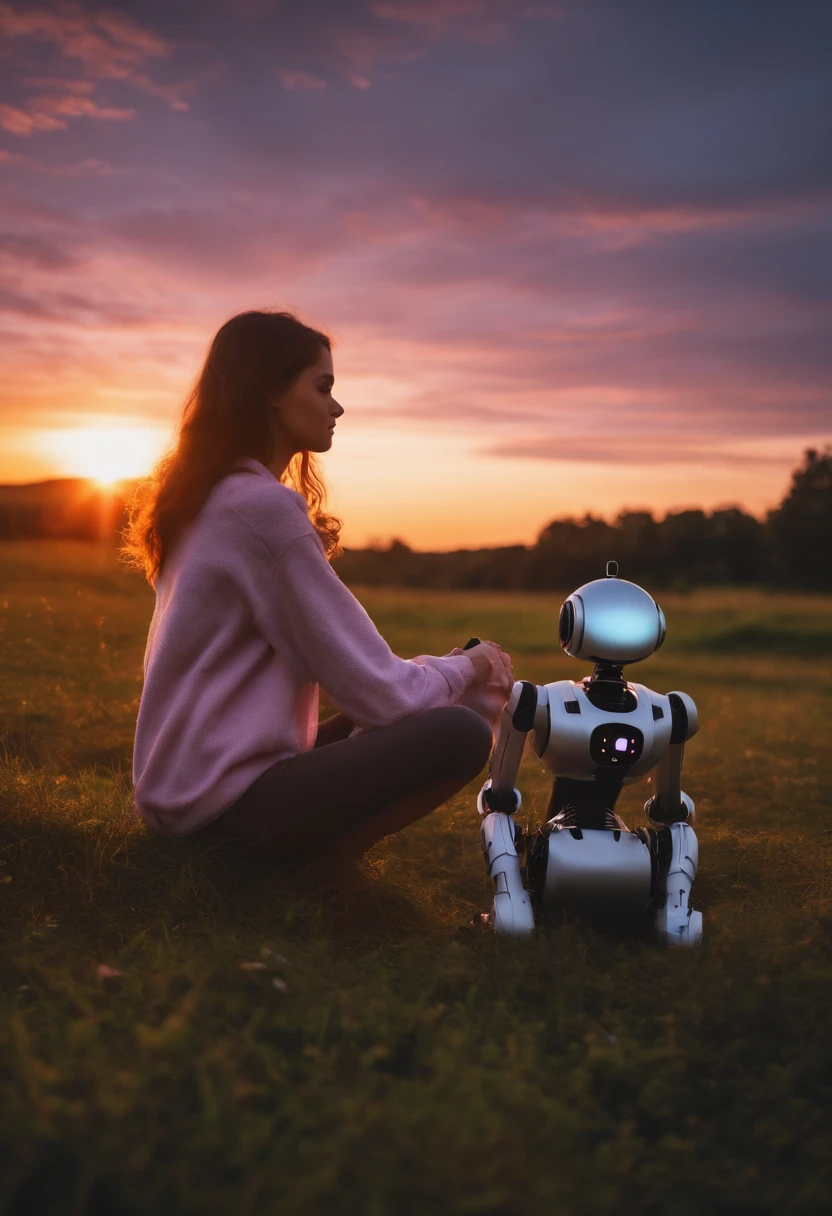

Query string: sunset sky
0 0 830 549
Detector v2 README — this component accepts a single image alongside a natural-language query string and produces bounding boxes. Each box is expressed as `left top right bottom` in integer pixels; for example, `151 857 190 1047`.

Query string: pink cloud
0 2 189 120
323 0 556 87
0 3 170 72
0 104 62 135
0 94 134 136
369 0 550 44
279 70 327 91
21 77 95 95
403 190 832 248
29 155 120 177
93 9 172 60
478 436 795 468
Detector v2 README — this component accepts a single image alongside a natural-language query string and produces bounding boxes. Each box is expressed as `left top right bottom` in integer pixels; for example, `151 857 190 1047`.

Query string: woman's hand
452 640 514 695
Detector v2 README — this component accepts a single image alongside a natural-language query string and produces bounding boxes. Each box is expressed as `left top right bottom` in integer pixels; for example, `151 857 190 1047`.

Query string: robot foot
656 904 703 948
488 881 536 937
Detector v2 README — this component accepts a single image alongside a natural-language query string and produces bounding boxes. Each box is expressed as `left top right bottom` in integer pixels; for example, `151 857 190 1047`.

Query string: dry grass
0 540 830 1215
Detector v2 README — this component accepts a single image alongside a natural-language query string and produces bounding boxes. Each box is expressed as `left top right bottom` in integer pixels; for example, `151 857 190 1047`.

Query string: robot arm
484 679 539 811
645 691 702 946
646 691 698 824
477 679 539 936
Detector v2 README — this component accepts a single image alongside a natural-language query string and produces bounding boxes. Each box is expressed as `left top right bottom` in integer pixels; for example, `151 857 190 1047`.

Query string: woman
122 310 514 868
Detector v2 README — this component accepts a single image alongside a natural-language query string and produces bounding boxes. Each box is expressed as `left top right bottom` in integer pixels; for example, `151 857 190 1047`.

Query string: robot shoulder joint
512 681 540 732
667 691 698 742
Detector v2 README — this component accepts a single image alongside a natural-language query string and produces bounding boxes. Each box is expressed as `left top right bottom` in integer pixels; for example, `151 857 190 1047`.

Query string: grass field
1 540 830 1215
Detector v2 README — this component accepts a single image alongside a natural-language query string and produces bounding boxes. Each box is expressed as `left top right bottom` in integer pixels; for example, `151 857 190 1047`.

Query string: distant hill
0 478 130 542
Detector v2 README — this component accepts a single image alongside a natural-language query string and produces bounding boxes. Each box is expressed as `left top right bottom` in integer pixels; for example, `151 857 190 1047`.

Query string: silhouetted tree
709 507 766 583
652 510 714 585
614 511 660 582
767 447 832 589
529 514 616 589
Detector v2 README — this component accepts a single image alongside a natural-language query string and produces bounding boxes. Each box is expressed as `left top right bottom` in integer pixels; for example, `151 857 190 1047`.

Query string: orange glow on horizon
27 422 173 486
0 417 811 551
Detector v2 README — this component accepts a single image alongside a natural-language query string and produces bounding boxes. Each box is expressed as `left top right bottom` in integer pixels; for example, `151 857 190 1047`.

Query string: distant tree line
0 448 828 590
331 449 831 592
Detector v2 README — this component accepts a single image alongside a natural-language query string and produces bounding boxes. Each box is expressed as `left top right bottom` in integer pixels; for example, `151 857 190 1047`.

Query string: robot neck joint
583 663 637 712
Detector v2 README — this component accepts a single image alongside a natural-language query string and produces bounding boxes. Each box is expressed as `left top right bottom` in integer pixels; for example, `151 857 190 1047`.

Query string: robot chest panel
536 680 670 782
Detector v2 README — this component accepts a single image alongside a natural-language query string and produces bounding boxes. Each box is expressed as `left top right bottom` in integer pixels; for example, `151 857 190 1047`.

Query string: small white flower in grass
259 948 293 966
96 964 123 987
272 977 288 993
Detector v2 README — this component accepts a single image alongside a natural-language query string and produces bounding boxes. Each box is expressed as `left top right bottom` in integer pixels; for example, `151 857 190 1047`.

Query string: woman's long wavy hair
120 310 343 587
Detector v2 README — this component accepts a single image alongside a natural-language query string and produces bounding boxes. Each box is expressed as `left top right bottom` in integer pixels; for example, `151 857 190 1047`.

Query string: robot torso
531 679 673 784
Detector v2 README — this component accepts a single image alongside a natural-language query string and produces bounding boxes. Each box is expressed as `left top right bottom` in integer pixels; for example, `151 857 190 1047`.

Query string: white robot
468 562 702 946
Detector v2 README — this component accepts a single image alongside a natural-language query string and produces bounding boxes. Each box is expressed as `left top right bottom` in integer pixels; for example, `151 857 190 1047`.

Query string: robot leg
654 821 702 947
478 782 535 937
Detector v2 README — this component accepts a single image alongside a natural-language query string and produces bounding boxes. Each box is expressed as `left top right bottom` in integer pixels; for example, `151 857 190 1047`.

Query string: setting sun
31 423 172 486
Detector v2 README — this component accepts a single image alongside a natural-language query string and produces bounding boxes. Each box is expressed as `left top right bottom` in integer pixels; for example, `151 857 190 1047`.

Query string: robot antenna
605 560 619 578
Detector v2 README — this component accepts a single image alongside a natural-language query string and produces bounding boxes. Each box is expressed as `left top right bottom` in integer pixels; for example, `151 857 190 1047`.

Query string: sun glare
34 424 172 485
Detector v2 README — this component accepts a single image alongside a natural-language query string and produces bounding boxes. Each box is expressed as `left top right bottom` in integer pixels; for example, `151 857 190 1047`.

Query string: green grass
1 540 830 1215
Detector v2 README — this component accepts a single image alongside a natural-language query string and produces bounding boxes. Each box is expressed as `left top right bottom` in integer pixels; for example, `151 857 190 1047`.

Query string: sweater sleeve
254 532 479 730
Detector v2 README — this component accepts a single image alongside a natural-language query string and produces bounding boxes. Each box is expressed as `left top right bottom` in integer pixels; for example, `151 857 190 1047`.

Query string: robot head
558 561 666 665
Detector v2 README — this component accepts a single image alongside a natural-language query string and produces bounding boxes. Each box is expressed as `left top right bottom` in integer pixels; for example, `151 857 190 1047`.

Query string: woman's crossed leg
193 704 493 864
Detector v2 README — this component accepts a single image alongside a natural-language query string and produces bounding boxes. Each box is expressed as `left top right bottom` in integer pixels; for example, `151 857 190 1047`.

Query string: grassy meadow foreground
0 540 830 1215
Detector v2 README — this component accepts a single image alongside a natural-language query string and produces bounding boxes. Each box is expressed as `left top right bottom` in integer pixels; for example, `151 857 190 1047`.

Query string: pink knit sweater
132 457 488 836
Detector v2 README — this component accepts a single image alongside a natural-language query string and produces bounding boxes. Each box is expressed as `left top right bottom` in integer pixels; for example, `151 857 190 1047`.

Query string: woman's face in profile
271 346 344 455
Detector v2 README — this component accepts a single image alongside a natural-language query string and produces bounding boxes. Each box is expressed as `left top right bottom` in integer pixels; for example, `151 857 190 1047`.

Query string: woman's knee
418 705 493 778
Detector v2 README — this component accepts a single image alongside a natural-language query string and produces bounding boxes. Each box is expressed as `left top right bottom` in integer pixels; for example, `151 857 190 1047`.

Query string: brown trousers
192 704 494 863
